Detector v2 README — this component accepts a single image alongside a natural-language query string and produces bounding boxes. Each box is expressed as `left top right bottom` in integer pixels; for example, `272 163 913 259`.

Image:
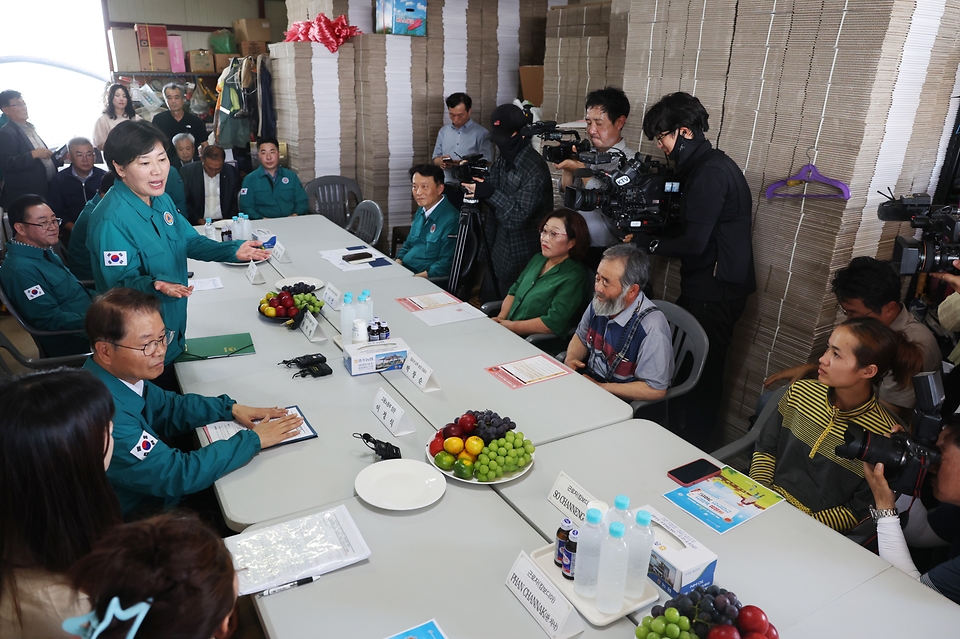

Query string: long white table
252 494 638 638
494 419 897 631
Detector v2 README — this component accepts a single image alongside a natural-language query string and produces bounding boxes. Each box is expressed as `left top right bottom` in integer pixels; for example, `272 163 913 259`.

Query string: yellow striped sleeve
749 452 777 486
812 505 859 533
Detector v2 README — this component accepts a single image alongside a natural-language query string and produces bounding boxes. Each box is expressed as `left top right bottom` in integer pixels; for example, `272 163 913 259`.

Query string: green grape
646 633 659 639
481 446 490 456
497 455 506 465
634 627 645 639
506 448 518 458
479 464 489 474
495 467 503 477
476 473 489 482
523 453 532 463
505 431 515 441
665 623 680 639
664 608 680 624
514 431 524 440
488 460 499 471
517 457 527 468
498 447 508 456
650 618 666 634
478 454 489 465
497 438 506 447
678 632 691 639
677 617 690 631
641 616 654 629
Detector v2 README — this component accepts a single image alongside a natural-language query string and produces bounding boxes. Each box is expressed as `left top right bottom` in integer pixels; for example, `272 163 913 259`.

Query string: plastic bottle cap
609 522 625 538
587 500 609 516
568 529 579 541
560 517 574 531
614 495 630 510
586 508 603 524
362 290 370 296
635 510 652 526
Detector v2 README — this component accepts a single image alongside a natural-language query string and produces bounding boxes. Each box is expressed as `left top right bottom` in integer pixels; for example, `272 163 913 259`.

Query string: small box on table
641 505 718 597
343 339 409 376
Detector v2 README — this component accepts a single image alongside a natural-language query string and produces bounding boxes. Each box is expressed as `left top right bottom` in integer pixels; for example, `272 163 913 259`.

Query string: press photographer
461 104 553 301
554 87 634 266
634 92 756 447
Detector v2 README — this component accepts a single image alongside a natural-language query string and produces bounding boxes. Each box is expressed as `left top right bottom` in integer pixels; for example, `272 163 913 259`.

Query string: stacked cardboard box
542 3 611 124
135 24 171 72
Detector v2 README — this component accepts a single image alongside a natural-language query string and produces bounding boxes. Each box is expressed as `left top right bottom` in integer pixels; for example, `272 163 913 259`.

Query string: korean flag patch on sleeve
24 285 45 300
239 188 248 195
104 251 128 266
130 430 159 461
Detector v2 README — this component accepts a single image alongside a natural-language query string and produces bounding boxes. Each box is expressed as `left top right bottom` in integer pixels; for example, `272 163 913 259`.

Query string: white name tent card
548 472 597 525
299 311 327 343
372 387 415 436
270 240 291 263
322 282 343 312
505 551 583 639
246 260 266 285
401 350 440 392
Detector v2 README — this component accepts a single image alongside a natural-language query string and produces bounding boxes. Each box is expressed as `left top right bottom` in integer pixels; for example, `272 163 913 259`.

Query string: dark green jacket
396 196 459 278
239 166 308 219
506 253 589 336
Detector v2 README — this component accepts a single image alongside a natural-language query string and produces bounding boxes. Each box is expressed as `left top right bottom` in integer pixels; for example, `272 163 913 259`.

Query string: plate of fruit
257 289 323 321
426 410 535 484
637 586 778 639
275 277 324 292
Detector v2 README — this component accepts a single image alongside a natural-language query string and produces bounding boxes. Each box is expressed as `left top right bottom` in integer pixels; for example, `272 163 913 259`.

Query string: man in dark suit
0 90 60 209
179 145 240 225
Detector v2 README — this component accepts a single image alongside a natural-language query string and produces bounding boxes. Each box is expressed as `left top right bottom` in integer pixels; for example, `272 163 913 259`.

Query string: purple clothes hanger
765 148 850 200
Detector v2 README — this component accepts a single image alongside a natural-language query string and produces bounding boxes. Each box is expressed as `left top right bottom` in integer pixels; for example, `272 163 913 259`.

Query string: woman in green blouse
494 208 591 337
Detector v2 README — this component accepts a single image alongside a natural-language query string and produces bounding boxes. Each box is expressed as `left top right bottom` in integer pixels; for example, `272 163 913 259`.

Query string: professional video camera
877 191 960 274
835 370 944 495
563 149 682 238
453 153 491 185
525 120 592 163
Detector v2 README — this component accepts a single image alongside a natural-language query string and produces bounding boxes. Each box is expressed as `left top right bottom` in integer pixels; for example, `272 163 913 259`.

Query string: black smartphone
667 458 722 487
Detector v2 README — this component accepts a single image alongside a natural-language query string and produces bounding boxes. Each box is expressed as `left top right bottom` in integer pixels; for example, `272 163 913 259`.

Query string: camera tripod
446 193 498 297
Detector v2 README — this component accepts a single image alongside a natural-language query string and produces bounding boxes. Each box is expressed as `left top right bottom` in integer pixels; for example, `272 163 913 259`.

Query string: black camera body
877 192 960 274
526 120 592 163
563 150 682 238
454 153 491 185
835 371 944 495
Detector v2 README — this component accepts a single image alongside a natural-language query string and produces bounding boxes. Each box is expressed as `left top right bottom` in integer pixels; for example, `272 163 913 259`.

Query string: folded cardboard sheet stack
542 2 611 124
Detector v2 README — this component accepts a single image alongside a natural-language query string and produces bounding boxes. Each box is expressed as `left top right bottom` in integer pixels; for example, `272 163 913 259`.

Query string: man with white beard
565 244 674 402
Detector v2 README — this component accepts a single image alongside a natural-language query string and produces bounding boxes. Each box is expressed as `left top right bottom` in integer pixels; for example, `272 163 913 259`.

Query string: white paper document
187 277 223 290
405 292 460 310
319 246 388 272
202 406 315 446
225 504 371 595
499 356 569 385
412 302 487 326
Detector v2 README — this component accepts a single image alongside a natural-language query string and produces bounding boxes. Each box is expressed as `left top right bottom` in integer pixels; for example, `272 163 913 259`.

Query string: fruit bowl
424 442 534 485
257 305 290 323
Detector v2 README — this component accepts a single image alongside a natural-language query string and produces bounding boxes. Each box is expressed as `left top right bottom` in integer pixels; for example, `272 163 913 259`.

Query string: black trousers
669 295 747 450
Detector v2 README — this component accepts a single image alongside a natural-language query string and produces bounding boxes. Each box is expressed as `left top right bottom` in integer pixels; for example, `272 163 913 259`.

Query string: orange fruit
457 450 477 462
464 435 484 456
443 437 464 455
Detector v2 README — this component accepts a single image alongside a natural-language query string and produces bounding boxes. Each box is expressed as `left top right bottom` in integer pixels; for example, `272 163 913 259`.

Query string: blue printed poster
663 466 784 534
383 619 449 639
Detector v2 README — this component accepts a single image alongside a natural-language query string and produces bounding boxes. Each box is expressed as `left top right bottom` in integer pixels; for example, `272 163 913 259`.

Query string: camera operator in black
463 104 554 302
555 87 634 268
636 92 756 448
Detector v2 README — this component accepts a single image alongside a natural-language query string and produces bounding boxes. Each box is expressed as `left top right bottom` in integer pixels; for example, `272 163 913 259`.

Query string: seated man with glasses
565 244 674 402
45 137 105 246
762 256 941 419
82 287 305 516
0 194 93 356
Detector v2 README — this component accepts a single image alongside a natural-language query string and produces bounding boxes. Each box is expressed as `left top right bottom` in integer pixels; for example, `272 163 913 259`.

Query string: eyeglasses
540 228 568 241
111 329 175 357
836 302 847 316
19 217 62 230
655 130 676 144
73 152 96 159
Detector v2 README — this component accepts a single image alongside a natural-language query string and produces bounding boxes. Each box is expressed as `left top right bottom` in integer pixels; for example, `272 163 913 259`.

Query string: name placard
402 350 440 392
505 551 582 639
548 472 596 525
270 241 291 263
246 260 265 285
299 311 326 343
321 283 343 312
372 387 414 436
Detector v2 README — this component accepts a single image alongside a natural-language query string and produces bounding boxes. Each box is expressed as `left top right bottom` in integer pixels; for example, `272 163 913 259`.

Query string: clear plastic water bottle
204 218 216 240
603 495 631 529
573 508 604 598
340 293 355 338
596 521 628 614
362 289 373 317
624 510 655 598
356 294 372 322
231 215 240 240
242 214 253 241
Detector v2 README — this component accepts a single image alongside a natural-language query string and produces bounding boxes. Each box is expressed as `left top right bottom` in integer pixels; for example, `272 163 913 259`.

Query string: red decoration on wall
283 13 362 53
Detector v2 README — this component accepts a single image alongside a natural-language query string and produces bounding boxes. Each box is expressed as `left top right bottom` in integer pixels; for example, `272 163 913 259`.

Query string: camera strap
601 304 660 383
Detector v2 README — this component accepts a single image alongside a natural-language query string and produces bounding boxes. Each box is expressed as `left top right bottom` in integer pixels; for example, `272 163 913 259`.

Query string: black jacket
46 166 105 223
179 161 240 225
0 121 54 208
654 137 756 302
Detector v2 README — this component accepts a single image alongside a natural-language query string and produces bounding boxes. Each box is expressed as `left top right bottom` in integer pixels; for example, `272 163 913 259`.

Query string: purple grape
714 595 728 611
651 605 665 618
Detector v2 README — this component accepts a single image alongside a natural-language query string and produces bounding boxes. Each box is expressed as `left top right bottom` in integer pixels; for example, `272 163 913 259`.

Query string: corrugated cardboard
519 66 544 106
108 28 139 72
238 41 269 56
233 18 272 42
135 23 168 49
139 47 171 72
187 50 215 73
215 53 234 73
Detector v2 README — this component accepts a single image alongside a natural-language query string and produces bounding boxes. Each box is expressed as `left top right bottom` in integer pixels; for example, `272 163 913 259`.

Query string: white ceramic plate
275 276 325 291
354 459 446 511
424 442 534 485
222 259 268 266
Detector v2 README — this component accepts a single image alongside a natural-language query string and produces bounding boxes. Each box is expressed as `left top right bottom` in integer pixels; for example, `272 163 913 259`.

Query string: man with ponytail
750 317 925 533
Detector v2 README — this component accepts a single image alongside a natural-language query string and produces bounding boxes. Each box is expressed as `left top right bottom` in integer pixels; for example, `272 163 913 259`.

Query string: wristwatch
869 506 899 522
648 239 659 254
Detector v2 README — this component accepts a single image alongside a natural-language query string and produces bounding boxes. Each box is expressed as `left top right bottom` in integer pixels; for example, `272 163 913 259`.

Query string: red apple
736 606 769 636
764 624 778 639
282 297 295 308
275 306 287 317
269 298 280 308
458 413 478 434
442 423 464 439
707 626 741 639
287 307 299 318
429 438 445 456
743 634 767 639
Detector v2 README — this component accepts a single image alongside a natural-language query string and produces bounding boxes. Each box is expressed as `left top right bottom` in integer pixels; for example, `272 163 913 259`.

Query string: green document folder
174 333 256 362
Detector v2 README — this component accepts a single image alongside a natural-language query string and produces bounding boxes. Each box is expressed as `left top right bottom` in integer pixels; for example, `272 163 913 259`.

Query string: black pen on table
258 575 320 597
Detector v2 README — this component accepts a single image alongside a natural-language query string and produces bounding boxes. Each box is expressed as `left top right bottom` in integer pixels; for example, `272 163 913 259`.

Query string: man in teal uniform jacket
396 164 459 279
83 288 304 515
239 137 308 219
0 194 92 356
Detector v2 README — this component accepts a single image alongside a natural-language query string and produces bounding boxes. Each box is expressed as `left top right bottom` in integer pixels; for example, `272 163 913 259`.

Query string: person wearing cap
462 103 553 302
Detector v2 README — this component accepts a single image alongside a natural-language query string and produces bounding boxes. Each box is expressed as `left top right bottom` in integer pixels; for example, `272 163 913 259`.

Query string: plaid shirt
484 142 553 286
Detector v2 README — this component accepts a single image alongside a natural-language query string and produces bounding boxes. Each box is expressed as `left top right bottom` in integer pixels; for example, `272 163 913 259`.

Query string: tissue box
641 505 717 597
343 339 408 376
376 1 427 37
251 229 276 248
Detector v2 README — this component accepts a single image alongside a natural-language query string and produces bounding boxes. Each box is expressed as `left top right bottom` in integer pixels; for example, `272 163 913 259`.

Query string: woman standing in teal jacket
88 121 269 364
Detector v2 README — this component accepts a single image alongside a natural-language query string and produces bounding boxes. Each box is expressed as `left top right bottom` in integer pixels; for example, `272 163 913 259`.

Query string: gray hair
172 132 195 146
602 243 650 290
162 82 184 99
67 137 93 151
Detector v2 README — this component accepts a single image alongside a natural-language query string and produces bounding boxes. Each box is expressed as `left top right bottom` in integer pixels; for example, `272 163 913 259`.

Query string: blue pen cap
614 495 630 511
635 510 652 526
586 508 602 524
609 522 625 538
